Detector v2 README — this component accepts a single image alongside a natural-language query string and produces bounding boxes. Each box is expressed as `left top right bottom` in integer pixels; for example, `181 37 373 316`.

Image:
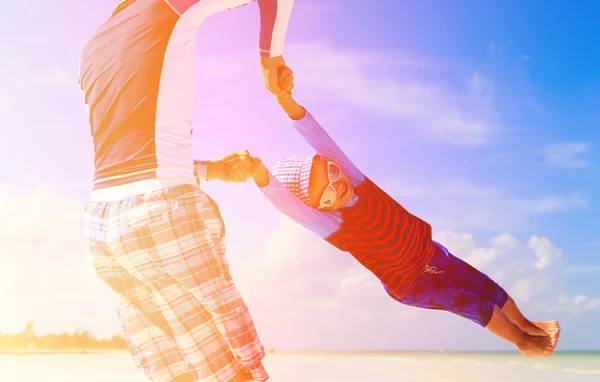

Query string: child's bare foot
547 323 561 352
518 334 556 358
531 321 561 353
531 321 560 335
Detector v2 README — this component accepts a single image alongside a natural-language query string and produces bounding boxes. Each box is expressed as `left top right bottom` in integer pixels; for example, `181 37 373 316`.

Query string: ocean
1 351 598 382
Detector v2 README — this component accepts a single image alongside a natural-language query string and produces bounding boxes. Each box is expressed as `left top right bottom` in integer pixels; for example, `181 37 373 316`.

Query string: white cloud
529 235 566 270
380 177 587 232
549 295 600 315
0 184 120 337
432 230 598 315
523 194 588 213
197 42 500 147
537 142 591 169
284 42 500 146
566 265 600 274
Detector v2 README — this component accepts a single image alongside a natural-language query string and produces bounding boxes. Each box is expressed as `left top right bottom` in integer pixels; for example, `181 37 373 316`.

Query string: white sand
1 351 599 382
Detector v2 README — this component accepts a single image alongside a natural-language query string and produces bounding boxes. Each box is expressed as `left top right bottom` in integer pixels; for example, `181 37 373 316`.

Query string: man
245 69 561 358
80 0 294 381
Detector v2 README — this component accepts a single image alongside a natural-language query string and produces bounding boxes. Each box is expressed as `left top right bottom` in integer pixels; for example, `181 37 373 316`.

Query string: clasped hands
208 150 268 186
260 55 293 98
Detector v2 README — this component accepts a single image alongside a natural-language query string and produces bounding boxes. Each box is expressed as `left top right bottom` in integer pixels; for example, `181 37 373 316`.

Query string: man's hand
206 150 255 183
260 55 291 98
250 157 270 188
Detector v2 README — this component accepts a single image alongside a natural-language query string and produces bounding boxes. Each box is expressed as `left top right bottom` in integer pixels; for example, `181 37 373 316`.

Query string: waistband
89 176 199 202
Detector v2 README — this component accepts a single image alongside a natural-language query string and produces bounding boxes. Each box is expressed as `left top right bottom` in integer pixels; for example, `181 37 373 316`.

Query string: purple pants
384 242 508 327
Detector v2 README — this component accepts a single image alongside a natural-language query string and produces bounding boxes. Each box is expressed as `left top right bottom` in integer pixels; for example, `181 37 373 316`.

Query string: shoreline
1 349 597 356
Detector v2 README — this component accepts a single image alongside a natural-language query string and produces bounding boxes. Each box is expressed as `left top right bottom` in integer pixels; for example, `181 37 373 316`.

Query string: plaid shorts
83 184 268 382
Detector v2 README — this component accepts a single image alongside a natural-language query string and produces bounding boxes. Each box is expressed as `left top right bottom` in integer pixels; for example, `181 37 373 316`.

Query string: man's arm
276 96 366 186
167 0 294 97
194 160 237 182
257 0 294 58
252 158 341 238
257 0 294 97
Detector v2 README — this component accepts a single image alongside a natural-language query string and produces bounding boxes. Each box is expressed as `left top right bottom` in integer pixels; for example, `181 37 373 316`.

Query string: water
0 351 598 381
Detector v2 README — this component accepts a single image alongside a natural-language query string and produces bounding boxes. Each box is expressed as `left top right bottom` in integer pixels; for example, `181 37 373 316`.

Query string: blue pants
384 242 508 327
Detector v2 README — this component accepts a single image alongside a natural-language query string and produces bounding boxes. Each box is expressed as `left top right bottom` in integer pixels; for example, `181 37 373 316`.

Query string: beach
1 351 598 382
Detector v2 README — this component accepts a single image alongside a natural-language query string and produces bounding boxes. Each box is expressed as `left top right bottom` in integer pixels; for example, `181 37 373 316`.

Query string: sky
0 0 599 351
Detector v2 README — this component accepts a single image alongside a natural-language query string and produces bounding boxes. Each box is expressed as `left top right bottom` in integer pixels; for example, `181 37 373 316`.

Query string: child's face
308 156 354 211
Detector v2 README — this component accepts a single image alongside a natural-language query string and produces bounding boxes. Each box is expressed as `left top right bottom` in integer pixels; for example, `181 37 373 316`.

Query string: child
248 69 560 358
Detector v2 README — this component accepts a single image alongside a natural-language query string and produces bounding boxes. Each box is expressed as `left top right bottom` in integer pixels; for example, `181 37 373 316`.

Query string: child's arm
252 158 341 239
276 96 365 187
274 70 365 186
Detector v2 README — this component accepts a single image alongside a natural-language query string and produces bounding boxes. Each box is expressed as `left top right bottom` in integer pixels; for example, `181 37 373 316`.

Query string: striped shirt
259 112 437 298
325 178 437 298
79 0 294 193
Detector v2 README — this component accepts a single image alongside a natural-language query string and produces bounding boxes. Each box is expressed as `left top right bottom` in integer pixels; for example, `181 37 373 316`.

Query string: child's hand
261 55 291 98
277 67 294 94
250 157 270 188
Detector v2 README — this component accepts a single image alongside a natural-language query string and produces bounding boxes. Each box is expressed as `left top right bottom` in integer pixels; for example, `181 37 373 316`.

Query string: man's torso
80 0 257 190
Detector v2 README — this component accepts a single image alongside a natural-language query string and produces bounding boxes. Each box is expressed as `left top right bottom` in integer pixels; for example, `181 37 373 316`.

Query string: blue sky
0 0 598 351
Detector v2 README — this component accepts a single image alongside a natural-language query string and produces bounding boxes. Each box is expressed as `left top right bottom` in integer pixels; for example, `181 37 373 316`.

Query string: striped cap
273 155 315 206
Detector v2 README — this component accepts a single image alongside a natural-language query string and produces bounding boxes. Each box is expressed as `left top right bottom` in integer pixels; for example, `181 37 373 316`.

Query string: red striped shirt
326 177 437 299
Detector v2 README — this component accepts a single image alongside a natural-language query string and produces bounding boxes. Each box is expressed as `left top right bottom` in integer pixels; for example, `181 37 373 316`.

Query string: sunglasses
317 161 342 209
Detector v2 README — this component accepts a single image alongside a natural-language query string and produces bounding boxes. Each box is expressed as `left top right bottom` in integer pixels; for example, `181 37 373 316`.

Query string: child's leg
441 245 561 340
486 305 555 358
501 296 560 337
384 245 557 357
437 248 558 356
